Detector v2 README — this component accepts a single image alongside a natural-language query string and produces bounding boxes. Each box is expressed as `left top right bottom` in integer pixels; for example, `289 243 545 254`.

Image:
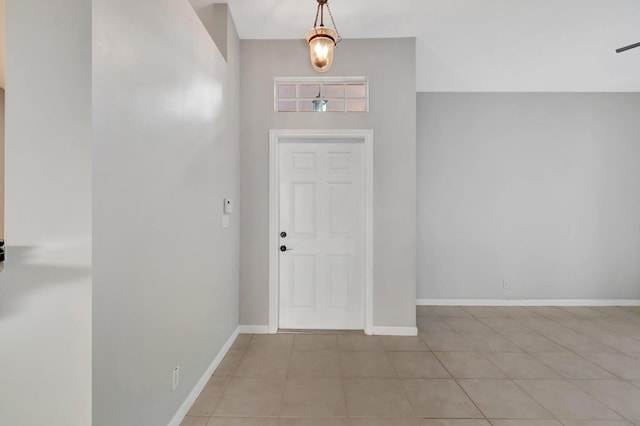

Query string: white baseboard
417 299 640 307
237 325 270 334
372 326 419 336
168 326 239 426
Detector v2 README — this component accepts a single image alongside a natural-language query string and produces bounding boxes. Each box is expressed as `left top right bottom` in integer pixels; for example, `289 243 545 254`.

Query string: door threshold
277 329 365 335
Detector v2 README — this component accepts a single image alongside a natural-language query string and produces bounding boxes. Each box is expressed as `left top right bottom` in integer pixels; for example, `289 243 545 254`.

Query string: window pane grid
275 78 368 112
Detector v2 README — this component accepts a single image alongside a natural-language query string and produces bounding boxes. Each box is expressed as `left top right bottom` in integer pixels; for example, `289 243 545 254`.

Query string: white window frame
274 76 369 113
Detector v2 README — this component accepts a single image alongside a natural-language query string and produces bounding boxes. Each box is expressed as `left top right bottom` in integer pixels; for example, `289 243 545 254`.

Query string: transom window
274 77 368 113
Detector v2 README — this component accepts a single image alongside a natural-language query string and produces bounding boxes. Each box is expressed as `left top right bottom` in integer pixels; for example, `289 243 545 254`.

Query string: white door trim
269 129 374 335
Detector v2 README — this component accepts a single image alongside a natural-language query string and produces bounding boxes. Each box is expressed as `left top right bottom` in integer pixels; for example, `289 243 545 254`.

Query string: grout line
207 334 252 418
382 340 420 421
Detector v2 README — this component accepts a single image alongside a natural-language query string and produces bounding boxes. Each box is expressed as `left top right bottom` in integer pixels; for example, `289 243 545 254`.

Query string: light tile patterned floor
182 306 640 426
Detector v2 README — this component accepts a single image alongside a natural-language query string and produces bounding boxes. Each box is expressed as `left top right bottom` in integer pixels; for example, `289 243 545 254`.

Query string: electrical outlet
172 366 180 391
502 280 511 289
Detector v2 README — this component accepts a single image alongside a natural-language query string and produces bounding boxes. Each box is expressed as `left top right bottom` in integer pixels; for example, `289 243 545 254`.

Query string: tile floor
182 306 640 426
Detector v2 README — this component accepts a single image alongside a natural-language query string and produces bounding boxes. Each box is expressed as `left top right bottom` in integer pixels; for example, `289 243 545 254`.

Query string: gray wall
1 0 92 424
417 93 640 301
92 2 240 425
1 88 4 238
240 38 417 328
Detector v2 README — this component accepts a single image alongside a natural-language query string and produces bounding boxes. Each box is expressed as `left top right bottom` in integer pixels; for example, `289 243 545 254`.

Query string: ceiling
214 0 640 92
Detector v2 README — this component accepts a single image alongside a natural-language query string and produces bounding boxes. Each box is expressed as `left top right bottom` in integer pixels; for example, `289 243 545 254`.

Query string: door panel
328 255 351 309
292 183 316 235
279 142 364 330
291 255 315 309
328 183 352 236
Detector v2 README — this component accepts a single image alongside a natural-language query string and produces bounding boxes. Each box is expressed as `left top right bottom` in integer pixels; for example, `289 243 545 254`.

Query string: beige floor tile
540 331 614 353
421 421 490 426
480 318 532 333
501 333 568 353
560 320 607 336
434 352 506 379
571 380 640 420
208 418 278 426
513 318 565 333
445 318 495 334
528 307 577 319
378 336 429 351
494 307 540 318
351 419 419 426
559 307 609 318
233 347 291 377
280 419 347 426
559 421 634 426
185 307 640 426
589 336 640 353
458 379 553 419
181 416 210 426
230 334 253 350
589 307 638 319
417 306 440 318
340 350 396 377
247 334 294 352
388 351 451 378
344 378 414 417
293 334 338 351
214 350 244 376
489 421 561 426
532 353 616 379
188 376 229 416
463 333 523 352
579 353 640 380
430 306 473 317
483 353 560 379
401 379 483 418
280 377 346 417
213 377 286 417
419 333 476 352
288 350 341 377
417 318 456 333
513 380 621 420
462 306 507 318
337 334 383 351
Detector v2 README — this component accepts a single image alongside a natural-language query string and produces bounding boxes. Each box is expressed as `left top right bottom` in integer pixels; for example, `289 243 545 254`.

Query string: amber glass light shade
306 27 337 72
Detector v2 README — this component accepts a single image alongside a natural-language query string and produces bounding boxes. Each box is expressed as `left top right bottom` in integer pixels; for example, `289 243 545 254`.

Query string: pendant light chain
325 3 342 43
312 0 341 44
313 3 321 28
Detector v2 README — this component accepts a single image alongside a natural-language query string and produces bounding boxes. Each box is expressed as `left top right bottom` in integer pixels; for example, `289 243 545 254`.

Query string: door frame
269 129 374 335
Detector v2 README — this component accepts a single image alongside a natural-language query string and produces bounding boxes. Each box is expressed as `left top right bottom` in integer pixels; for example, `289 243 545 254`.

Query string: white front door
278 141 365 330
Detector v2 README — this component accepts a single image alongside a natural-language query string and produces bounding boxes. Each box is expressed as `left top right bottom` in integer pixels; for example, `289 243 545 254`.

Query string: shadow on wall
0 246 91 320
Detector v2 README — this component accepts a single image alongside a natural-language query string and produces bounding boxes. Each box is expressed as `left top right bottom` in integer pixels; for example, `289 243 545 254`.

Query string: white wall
239 38 417 329
92 1 240 425
417 93 640 301
0 0 92 424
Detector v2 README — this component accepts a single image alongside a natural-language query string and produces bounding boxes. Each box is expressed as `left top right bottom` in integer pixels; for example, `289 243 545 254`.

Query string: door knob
280 245 293 252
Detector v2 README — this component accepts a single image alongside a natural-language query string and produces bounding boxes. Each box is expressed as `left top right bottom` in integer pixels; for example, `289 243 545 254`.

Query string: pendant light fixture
306 0 341 73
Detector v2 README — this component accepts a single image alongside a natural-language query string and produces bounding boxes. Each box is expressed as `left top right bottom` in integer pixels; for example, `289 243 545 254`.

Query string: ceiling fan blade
616 42 640 53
